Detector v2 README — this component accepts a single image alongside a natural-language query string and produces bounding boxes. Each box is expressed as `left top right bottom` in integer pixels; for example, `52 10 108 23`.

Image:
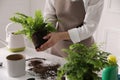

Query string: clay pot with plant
10 10 56 49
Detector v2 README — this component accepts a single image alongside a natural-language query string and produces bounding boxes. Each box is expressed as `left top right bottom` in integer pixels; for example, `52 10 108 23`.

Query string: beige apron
51 0 94 57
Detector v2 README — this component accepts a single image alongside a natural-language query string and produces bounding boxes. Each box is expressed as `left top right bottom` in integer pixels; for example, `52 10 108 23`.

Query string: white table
0 47 65 80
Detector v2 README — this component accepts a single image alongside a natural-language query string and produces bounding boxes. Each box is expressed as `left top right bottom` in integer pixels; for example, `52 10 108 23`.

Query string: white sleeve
43 0 57 27
68 0 104 43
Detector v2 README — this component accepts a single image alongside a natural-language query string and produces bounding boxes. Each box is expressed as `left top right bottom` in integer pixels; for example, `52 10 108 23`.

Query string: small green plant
10 10 56 39
57 43 111 80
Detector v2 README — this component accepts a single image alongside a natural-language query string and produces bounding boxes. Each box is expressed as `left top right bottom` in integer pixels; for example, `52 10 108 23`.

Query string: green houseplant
10 10 56 49
57 43 111 80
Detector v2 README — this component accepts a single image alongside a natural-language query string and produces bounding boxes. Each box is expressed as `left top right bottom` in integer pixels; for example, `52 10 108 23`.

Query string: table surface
0 47 65 80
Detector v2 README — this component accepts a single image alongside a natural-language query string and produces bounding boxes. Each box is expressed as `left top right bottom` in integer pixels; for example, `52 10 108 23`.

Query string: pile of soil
27 58 61 79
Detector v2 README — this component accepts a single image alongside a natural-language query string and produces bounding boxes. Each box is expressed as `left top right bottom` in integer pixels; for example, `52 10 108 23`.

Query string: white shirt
44 0 104 43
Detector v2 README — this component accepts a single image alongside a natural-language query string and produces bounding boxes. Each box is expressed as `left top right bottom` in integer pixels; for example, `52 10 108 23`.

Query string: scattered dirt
27 58 61 79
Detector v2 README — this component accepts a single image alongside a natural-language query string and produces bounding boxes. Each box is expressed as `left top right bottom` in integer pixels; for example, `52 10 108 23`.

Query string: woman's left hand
36 32 70 51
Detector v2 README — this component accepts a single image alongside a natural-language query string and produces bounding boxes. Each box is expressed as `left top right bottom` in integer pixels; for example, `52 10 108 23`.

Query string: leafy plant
10 10 56 39
57 43 111 80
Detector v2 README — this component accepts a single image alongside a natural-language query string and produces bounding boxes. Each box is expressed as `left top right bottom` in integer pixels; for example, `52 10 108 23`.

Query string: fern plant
10 10 56 39
57 43 110 80
10 10 56 49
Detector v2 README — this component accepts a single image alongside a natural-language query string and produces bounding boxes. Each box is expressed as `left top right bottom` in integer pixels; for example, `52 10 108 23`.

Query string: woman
37 0 104 57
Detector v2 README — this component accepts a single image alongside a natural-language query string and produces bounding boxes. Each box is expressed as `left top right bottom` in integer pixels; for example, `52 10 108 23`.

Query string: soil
27 58 61 79
32 29 48 49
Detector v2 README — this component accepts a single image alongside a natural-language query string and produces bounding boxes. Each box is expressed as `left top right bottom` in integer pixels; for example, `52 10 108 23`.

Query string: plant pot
32 29 48 49
102 66 118 80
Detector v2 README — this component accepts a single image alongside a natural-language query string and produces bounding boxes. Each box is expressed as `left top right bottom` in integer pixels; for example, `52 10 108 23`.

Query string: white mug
6 54 26 77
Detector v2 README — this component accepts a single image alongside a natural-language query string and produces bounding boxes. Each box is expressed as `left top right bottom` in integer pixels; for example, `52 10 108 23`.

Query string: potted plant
10 10 56 49
102 55 118 80
57 43 111 80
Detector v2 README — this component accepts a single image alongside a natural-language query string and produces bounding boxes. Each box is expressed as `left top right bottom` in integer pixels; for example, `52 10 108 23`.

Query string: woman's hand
36 32 70 51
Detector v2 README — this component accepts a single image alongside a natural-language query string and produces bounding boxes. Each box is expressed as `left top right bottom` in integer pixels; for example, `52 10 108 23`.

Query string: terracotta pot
32 29 48 49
